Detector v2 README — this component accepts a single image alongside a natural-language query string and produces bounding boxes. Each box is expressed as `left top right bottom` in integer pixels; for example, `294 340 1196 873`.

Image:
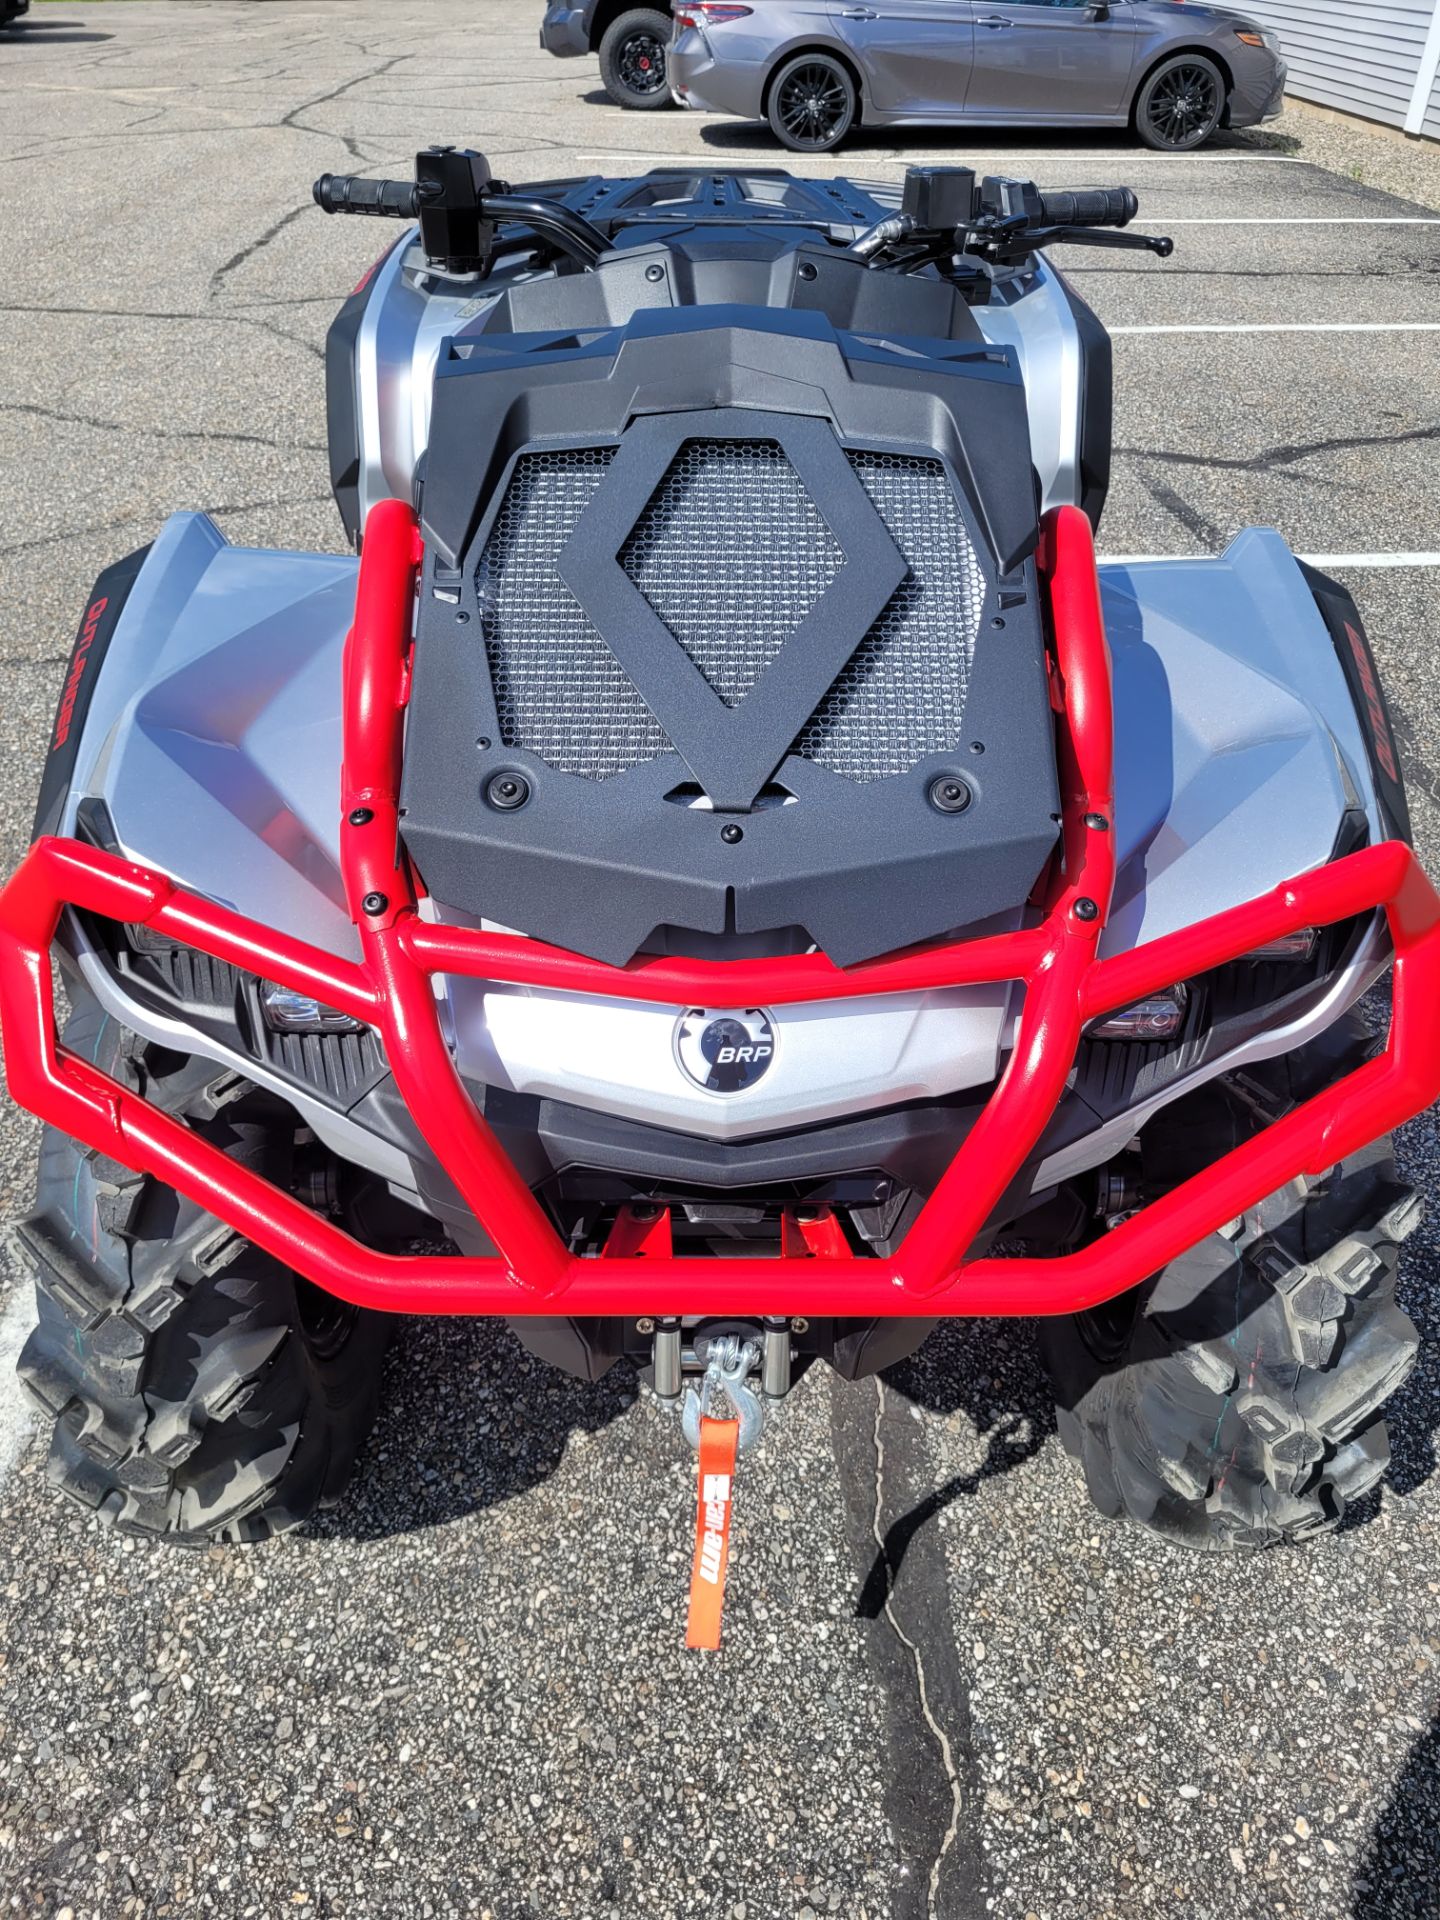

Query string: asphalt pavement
0 5 1439 1918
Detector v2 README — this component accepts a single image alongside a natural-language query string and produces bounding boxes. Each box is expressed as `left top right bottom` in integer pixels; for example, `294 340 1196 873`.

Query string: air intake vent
478 448 671 780
475 437 986 785
795 453 987 781
619 439 844 707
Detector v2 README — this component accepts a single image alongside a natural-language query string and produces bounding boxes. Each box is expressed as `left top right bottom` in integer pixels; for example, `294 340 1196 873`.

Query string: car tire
598 9 674 111
1134 52 1225 152
15 994 390 1543
1040 1020 1423 1550
767 52 858 153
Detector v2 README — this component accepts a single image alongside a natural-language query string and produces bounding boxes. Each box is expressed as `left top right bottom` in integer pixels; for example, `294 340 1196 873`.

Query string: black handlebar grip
313 174 420 218
1036 187 1139 230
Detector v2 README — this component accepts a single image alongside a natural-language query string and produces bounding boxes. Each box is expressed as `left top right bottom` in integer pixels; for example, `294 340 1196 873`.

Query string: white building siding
1236 0 1440 134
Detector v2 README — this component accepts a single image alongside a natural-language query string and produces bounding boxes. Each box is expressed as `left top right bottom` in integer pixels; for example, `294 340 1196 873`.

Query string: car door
827 0 975 116
964 0 1137 119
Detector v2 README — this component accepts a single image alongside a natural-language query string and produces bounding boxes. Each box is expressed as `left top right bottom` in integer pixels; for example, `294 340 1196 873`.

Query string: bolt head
348 807 374 827
791 1317 810 1336
927 774 972 815
1084 812 1110 832
1073 896 1100 922
720 822 744 844
644 262 665 282
635 1316 656 1335
361 891 388 916
486 770 531 812
798 261 818 282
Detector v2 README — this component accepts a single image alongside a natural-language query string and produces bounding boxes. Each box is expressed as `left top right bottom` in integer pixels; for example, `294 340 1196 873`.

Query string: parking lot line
1162 216 1440 224
1112 323 1440 335
571 149 1311 167
1101 551 1440 568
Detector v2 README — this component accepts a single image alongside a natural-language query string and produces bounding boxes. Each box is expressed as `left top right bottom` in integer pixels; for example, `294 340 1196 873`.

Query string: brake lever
1019 225 1174 258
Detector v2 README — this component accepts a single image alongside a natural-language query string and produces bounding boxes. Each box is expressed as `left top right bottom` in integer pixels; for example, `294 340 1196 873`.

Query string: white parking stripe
570 150 1311 167
1112 323 1440 335
1101 552 1440 568
1161 216 1440 225
0 1285 36 1496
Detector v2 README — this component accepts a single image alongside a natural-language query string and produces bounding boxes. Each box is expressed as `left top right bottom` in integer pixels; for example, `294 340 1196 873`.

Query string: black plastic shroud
400 304 1061 968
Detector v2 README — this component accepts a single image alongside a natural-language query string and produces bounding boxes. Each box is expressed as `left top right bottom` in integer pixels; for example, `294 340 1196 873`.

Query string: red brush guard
3 500 1439 1319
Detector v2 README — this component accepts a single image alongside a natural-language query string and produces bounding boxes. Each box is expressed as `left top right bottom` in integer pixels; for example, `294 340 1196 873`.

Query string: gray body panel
540 0 592 58
59 520 1383 1163
667 0 1286 130
351 231 1087 529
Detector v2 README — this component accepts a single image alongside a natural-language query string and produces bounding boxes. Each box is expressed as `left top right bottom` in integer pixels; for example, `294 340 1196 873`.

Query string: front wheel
15 999 390 1542
767 53 858 153
598 9 674 110
1041 1029 1423 1550
1134 53 1225 151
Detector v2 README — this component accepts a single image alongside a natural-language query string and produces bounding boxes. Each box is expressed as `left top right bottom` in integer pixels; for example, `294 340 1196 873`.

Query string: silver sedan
669 0 1286 152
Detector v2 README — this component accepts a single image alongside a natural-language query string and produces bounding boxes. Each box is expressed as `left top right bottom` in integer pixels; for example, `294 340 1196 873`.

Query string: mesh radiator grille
796 452 987 782
619 440 844 708
478 448 671 780
475 440 987 784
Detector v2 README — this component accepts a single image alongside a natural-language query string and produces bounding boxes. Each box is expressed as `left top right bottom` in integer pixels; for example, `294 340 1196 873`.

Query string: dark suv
541 0 675 109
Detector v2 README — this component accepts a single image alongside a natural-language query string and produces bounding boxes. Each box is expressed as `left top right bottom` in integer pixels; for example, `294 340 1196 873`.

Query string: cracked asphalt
1 4 1439 1917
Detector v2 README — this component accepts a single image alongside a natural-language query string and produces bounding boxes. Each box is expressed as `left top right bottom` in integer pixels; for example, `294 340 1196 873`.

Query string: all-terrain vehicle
3 154 1437 1582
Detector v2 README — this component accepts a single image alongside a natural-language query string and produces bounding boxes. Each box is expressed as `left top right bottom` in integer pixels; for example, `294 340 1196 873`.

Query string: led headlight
1248 928 1319 961
260 983 364 1035
1090 983 1189 1042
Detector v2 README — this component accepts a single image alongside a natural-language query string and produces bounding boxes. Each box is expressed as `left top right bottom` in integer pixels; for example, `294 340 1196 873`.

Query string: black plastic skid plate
400 308 1061 966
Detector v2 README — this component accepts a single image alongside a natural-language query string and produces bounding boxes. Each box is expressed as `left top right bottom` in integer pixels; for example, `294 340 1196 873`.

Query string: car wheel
598 9 675 111
767 53 858 153
1134 52 1225 152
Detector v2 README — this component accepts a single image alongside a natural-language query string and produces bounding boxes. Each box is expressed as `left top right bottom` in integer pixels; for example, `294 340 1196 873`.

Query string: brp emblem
673 1008 776 1094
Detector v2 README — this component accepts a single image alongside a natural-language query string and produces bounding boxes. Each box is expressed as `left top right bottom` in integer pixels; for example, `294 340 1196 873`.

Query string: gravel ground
0 6 1438 1918
1249 99 1440 215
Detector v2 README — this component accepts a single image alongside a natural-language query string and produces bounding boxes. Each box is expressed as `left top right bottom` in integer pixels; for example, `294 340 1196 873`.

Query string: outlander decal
1344 619 1400 785
52 595 107 752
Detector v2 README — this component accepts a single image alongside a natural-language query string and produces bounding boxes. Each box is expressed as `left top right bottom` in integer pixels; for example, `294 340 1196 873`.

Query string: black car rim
617 30 667 95
776 62 849 145
1146 62 1219 145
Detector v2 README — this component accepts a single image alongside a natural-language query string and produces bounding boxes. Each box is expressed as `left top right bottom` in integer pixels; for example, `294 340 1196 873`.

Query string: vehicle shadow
698 117 1151 159
311 1309 1054 1551
304 1314 638 1543
4 24 113 41
694 118 1296 161
1353 1709 1440 1918
853 1316 1055 1618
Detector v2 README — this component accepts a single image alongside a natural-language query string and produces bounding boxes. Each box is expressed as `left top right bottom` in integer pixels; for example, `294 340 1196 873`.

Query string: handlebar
1035 187 1138 230
314 173 421 218
312 154 611 274
849 168 1167 266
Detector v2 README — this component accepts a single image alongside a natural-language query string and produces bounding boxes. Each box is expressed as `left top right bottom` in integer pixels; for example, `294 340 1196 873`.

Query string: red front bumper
3 501 1438 1319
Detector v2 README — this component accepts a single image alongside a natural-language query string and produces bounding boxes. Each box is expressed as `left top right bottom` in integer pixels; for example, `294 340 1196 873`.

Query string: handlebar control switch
978 175 1045 225
414 145 496 276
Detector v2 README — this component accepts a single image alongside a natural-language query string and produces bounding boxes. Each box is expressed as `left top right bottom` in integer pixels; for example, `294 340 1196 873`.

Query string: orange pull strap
685 1414 739 1650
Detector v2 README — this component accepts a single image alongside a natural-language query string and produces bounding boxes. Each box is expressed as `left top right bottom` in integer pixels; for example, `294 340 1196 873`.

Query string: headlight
260 982 365 1035
1247 928 1318 961
1090 984 1189 1042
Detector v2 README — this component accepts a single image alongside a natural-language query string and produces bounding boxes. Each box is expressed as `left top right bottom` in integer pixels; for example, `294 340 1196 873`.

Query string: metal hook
681 1335 765 1455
